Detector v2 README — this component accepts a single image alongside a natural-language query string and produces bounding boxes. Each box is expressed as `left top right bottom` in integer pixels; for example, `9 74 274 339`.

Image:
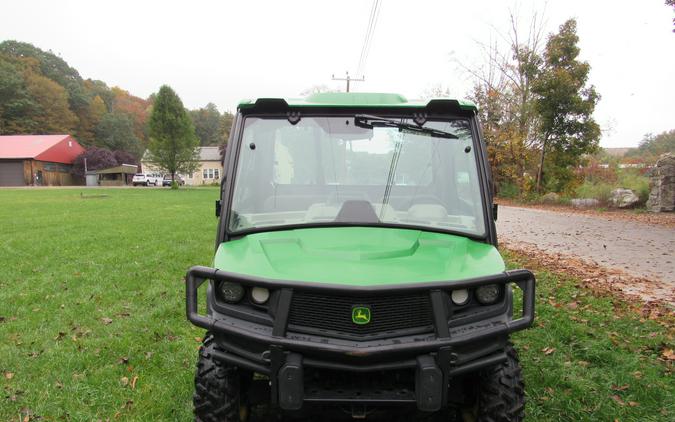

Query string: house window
208 168 214 179
203 169 208 179
214 169 219 180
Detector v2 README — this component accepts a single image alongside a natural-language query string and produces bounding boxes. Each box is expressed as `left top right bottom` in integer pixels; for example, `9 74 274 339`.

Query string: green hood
214 227 505 287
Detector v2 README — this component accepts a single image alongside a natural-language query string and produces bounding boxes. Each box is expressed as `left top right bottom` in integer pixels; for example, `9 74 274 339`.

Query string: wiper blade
354 114 458 139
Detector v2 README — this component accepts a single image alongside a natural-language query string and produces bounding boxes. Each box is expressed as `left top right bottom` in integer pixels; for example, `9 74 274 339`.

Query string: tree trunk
536 135 548 192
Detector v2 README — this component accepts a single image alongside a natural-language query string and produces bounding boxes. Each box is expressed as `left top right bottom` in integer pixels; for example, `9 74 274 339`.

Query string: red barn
0 135 85 186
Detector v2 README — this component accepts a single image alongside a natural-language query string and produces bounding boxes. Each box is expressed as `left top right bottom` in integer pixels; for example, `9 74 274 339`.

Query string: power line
332 0 382 92
356 0 380 77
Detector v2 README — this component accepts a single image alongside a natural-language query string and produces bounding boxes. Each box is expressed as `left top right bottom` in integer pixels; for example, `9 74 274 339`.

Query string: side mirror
492 203 498 221
215 200 221 218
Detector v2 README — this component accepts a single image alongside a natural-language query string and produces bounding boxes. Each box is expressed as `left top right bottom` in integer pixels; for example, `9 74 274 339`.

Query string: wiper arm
354 114 458 139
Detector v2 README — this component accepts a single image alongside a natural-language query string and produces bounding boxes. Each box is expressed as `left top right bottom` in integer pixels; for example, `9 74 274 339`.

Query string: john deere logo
352 306 371 325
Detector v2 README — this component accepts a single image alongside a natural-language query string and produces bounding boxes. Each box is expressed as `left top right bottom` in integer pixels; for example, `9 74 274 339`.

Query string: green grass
1 188 673 421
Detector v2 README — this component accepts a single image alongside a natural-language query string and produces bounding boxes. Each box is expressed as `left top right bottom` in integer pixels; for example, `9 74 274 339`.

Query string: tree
190 103 222 145
77 95 107 145
0 53 38 134
667 0 675 32
70 146 118 179
23 63 78 133
95 112 141 156
111 87 151 144
147 85 199 185
219 111 234 144
532 19 601 192
626 130 675 161
462 10 545 195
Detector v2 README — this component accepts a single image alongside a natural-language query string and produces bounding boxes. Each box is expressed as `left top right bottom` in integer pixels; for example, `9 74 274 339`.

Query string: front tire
463 343 525 422
194 334 248 422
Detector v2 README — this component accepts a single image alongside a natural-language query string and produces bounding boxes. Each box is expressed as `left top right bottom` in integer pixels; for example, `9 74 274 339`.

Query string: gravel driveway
497 206 675 285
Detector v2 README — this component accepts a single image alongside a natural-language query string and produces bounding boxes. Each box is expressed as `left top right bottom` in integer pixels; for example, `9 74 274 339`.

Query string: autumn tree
532 19 600 192
147 85 199 185
76 95 107 145
464 11 545 194
111 87 151 145
23 62 78 133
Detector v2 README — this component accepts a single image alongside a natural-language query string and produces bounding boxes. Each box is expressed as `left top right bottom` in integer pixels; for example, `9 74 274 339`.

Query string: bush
575 181 613 204
617 170 650 204
498 182 520 199
171 180 179 190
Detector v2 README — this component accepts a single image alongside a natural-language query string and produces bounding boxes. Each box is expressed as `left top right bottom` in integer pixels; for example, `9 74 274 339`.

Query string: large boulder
646 153 675 212
570 198 600 208
541 192 560 204
610 188 640 208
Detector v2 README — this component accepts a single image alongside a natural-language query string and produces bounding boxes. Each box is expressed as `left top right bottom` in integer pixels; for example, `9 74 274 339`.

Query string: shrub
575 181 613 204
498 182 520 199
617 170 650 204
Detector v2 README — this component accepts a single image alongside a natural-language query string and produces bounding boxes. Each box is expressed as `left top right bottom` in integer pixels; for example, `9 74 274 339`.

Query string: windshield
228 115 486 237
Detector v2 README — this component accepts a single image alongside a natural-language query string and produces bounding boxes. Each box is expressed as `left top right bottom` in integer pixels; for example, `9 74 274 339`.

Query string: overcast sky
2 0 673 147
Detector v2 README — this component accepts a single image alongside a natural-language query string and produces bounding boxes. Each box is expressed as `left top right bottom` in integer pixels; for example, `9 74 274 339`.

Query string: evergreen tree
147 85 199 186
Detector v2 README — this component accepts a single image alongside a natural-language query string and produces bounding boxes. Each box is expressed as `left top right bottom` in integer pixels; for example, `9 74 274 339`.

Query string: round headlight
451 289 470 305
475 284 501 305
219 282 245 303
250 287 270 305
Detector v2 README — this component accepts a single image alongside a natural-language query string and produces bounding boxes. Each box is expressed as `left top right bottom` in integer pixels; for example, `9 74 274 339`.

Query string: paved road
497 206 675 284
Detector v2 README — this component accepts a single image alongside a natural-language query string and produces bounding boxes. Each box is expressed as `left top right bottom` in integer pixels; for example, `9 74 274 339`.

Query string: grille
288 291 434 338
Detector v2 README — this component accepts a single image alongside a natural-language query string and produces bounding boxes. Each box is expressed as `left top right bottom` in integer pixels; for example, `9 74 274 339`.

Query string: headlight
475 284 501 305
451 289 469 305
219 282 245 303
250 287 270 304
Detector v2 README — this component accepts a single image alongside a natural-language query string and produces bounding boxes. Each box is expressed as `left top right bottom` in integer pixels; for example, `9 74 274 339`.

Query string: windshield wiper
354 114 458 139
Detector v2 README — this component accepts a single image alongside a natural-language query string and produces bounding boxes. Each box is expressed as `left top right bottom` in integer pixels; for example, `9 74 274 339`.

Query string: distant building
603 147 634 158
141 146 223 186
0 135 84 186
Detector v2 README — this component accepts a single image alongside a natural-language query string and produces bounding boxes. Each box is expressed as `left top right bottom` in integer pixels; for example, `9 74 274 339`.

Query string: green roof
237 92 477 111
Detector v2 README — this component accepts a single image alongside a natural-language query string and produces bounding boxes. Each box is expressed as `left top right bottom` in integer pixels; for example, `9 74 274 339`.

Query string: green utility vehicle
186 93 535 421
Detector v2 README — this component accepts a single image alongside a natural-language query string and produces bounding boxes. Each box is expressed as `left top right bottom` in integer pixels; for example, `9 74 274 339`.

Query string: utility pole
331 72 364 92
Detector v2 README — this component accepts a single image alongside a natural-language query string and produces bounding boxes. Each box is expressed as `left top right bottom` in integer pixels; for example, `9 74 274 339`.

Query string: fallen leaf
194 337 203 343
55 380 63 389
101 317 113 325
628 401 639 407
117 357 129 365
4 371 14 380
611 384 629 391
611 395 626 406
567 301 579 309
130 375 138 389
120 376 129 387
542 347 556 355
661 348 675 361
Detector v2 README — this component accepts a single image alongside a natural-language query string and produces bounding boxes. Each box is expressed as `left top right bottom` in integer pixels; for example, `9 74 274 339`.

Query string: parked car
162 174 185 186
132 173 163 186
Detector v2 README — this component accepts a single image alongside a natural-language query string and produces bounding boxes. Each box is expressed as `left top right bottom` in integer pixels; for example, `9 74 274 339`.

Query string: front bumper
186 266 535 411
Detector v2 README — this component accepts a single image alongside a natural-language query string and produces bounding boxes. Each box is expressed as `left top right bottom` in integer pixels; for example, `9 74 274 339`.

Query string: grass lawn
1 188 673 421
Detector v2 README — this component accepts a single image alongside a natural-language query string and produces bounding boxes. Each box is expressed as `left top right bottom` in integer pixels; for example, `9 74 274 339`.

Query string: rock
570 198 600 208
541 192 560 204
646 153 675 212
610 188 640 208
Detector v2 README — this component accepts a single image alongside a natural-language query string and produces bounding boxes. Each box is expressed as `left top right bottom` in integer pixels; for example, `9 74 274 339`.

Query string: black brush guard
185 266 535 411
